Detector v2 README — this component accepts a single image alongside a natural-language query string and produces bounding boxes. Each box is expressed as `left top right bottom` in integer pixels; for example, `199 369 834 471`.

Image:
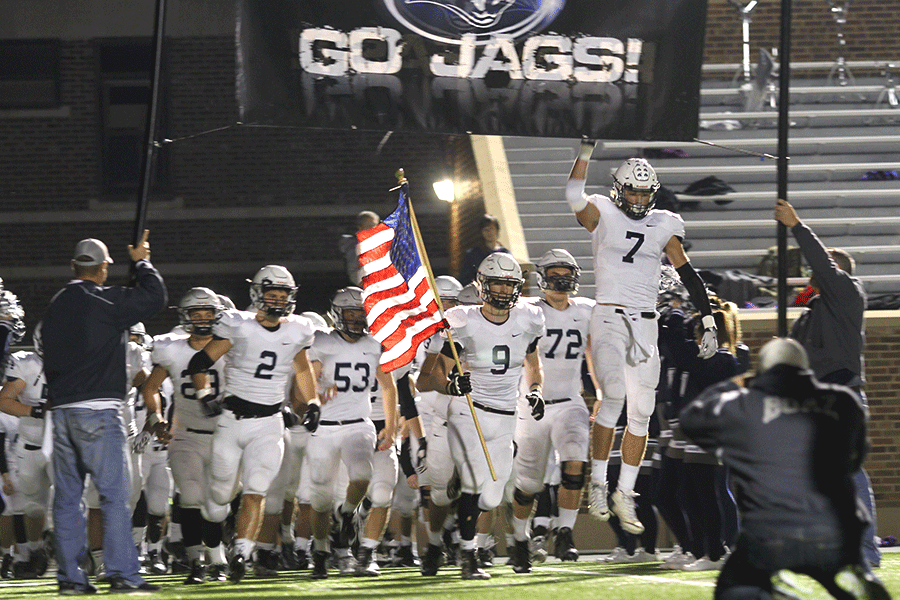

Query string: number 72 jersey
588 194 685 311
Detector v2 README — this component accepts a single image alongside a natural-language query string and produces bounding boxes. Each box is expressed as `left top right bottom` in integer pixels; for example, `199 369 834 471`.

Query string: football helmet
249 265 297 317
300 311 329 330
177 287 223 336
129 322 152 351
217 294 237 310
329 286 368 338
535 249 580 293
0 290 25 344
457 283 481 306
757 337 809 373
434 275 463 305
32 321 43 357
611 158 660 220
476 253 524 310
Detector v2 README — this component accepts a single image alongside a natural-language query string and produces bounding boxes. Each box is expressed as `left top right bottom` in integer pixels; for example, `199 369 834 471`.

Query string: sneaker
629 547 659 563
311 550 329 580
610 489 644 534
106 576 162 593
680 556 722 571
395 544 420 567
355 547 380 577
228 553 247 582
476 547 494 569
421 544 444 576
294 548 309 570
253 549 279 577
661 550 695 570
589 481 610 521
207 563 227 581
552 527 578 561
59 581 98 595
601 547 632 564
337 553 358 575
511 540 531 574
147 550 167 575
834 564 891 600
459 549 490 580
529 535 548 564
184 559 205 585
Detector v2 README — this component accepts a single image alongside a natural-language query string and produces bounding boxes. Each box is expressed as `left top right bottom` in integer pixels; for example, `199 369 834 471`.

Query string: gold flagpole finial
395 169 407 185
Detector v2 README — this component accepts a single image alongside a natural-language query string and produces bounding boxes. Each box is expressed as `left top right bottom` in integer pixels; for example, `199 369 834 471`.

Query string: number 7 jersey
588 194 685 310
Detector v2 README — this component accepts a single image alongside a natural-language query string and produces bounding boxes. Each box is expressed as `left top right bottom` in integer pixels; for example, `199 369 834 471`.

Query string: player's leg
511 414 551 572
307 427 342 579
550 400 590 561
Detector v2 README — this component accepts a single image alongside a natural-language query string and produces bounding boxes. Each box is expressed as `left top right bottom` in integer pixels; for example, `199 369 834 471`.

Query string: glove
282 405 300 428
415 437 427 476
302 403 321 433
526 388 545 421
698 314 718 359
30 403 46 419
196 387 222 417
131 431 152 454
445 371 471 396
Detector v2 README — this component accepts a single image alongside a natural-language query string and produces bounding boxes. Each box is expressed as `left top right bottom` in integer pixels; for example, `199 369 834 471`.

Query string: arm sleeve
186 350 215 375
676 262 712 317
791 222 852 295
398 438 416 478
396 372 419 420
0 432 7 475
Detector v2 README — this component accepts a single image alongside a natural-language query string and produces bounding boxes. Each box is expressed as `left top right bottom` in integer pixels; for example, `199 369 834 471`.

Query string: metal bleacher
505 64 900 301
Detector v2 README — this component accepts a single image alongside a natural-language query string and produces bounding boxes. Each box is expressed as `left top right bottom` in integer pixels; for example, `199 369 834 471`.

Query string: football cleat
529 535 548 564
395 544 419 567
589 481 610 521
354 548 380 577
553 527 579 562
459 550 490 580
420 544 444 576
253 549 279 577
310 551 328 580
184 559 205 585
227 553 246 583
511 540 531 574
610 489 644 534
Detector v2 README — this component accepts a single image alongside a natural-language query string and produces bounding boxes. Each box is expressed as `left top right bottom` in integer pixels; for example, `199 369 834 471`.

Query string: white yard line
538 566 716 587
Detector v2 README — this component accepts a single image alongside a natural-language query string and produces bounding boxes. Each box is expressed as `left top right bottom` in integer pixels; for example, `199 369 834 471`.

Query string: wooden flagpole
396 169 496 481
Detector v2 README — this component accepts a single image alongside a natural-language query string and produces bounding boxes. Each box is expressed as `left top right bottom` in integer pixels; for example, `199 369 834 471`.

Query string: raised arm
566 140 600 232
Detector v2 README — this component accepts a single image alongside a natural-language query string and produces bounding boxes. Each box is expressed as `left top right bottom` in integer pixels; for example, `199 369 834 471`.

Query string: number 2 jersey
588 194 685 311
212 310 316 407
444 302 544 412
308 328 381 422
150 331 227 433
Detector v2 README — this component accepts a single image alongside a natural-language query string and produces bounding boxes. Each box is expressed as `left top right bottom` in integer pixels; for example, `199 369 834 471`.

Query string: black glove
416 437 428 475
282 405 300 428
302 403 321 433
131 431 152 454
526 389 545 421
445 371 471 396
30 403 46 419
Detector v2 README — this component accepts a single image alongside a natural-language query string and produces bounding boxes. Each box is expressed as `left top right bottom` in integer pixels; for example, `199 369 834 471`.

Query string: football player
566 143 717 535
0 323 50 578
303 287 398 580
417 253 544 580
142 288 228 583
187 266 320 582
511 249 594 572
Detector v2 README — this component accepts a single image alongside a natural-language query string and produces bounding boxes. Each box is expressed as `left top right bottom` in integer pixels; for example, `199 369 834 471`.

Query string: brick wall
740 311 900 520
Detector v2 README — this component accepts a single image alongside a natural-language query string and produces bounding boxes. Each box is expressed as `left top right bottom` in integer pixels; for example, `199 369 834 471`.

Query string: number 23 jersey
213 310 316 406
588 194 685 310
445 302 544 411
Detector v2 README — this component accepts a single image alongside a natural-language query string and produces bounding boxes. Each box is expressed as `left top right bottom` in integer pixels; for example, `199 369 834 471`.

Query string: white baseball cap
72 238 113 266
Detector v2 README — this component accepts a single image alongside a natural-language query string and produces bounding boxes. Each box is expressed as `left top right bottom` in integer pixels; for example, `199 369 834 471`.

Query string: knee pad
201 500 229 524
626 414 651 438
368 483 394 509
560 466 586 491
594 396 625 429
309 485 333 514
513 487 536 506
430 488 451 508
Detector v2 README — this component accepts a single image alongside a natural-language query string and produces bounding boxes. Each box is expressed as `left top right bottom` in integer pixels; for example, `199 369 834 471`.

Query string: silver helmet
457 283 481 306
476 253 524 310
329 286 368 338
611 158 660 220
177 287 223 336
757 338 809 374
535 249 580 293
434 275 463 306
249 265 297 317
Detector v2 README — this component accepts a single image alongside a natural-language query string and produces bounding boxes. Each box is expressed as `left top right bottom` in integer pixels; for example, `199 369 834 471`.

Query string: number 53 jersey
588 194 685 311
307 329 382 422
212 310 316 406
445 302 544 412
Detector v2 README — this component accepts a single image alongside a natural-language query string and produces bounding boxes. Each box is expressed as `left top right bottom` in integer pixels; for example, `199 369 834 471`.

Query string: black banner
236 0 708 140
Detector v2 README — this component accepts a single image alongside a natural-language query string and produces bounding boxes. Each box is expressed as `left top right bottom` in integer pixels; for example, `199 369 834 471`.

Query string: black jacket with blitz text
43 259 166 407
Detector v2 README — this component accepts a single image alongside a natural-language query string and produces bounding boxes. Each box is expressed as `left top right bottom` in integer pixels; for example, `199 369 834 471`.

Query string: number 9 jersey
444 302 544 412
588 194 684 310
212 310 316 406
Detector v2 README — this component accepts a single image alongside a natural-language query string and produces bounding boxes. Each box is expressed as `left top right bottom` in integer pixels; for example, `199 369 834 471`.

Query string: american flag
357 184 446 372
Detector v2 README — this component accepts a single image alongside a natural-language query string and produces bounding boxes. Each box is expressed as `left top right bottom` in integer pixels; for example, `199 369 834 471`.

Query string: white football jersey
417 332 451 421
526 296 594 402
308 329 381 422
445 302 544 411
0 412 17 470
588 194 685 310
151 332 227 433
213 310 316 406
4 351 46 445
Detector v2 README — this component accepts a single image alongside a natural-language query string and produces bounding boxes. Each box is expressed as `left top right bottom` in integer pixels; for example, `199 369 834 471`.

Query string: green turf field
4 553 898 599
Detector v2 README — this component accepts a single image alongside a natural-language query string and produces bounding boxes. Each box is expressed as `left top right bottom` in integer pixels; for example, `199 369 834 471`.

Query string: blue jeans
52 407 145 586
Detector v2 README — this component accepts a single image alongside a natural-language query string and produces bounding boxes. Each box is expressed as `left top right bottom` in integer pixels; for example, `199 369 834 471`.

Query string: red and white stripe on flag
356 201 445 372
